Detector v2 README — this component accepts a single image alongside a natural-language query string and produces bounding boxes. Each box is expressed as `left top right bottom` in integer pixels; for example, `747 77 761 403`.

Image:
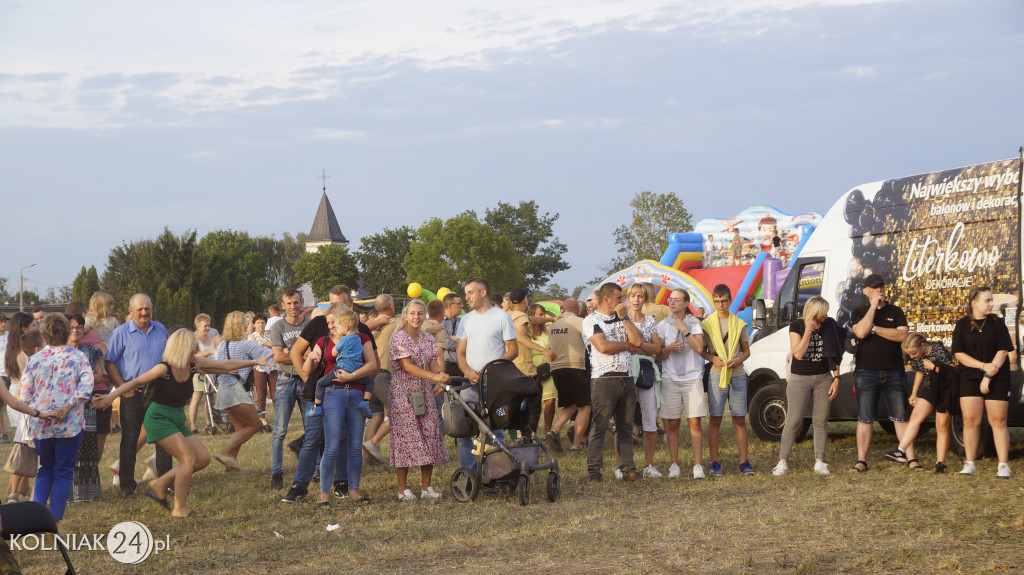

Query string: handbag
635 357 657 390
441 391 476 438
410 391 427 417
844 330 861 356
224 342 255 392
4 442 38 478
536 362 551 381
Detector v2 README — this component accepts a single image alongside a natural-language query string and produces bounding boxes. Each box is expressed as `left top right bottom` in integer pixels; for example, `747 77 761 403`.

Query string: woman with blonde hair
188 313 222 434
951 287 1014 477
624 283 664 479
210 311 272 472
388 299 450 500
85 291 120 436
95 329 270 517
772 296 845 476
883 333 956 472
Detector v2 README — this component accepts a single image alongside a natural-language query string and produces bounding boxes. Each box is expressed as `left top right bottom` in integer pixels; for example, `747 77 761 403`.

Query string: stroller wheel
450 467 479 503
517 474 529 506
546 472 560 502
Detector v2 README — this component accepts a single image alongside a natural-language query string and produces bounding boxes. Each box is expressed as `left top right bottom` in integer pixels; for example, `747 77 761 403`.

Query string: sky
1 0 1022 300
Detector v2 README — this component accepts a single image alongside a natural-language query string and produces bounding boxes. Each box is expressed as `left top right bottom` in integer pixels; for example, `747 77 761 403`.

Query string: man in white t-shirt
656 289 707 479
582 283 643 483
456 277 517 473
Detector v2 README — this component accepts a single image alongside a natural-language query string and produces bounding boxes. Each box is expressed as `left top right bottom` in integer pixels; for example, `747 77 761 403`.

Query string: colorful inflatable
593 260 713 315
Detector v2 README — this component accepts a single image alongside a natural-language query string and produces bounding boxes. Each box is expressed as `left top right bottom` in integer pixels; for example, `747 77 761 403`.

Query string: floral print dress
388 330 449 468
20 345 94 440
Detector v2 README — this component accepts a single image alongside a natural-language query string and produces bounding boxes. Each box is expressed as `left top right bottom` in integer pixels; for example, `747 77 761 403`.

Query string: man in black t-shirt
849 274 910 472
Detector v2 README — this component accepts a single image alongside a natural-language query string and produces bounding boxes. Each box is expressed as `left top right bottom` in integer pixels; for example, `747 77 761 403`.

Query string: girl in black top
95 329 270 517
950 287 1014 478
885 334 957 473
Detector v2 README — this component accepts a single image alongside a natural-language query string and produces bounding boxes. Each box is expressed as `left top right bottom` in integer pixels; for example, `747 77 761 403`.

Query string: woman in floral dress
388 299 450 501
19 314 93 520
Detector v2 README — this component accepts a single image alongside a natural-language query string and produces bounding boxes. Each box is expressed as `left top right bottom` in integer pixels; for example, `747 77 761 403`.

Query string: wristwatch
870 326 877 335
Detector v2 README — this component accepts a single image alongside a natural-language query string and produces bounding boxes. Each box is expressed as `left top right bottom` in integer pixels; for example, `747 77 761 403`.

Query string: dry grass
8 413 1024 574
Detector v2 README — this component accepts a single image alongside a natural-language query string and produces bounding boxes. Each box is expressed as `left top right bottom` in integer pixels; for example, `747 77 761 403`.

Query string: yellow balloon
436 287 451 301
407 283 422 298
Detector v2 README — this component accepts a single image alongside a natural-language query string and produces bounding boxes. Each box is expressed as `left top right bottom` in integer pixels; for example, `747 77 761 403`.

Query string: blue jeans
34 432 84 521
707 373 748 417
271 377 306 476
854 369 908 423
320 386 365 493
294 404 346 487
455 386 504 474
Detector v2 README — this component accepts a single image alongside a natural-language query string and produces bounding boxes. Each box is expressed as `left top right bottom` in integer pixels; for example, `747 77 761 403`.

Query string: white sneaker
398 489 417 501
693 465 706 479
111 475 120 488
772 461 789 476
420 486 442 499
614 467 624 480
996 463 1011 479
813 461 831 475
667 463 681 478
642 464 662 478
959 461 976 475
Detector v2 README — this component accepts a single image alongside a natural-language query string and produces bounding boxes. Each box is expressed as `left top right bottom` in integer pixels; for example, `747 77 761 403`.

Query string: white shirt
582 311 632 378
657 315 704 381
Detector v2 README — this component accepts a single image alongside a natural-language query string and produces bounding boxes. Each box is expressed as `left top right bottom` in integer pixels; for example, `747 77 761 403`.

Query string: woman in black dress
950 287 1014 478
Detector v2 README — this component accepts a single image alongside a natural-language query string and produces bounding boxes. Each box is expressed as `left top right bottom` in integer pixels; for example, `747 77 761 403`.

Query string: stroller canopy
481 359 539 412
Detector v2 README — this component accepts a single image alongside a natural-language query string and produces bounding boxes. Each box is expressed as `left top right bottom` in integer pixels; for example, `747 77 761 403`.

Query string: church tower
305 172 348 253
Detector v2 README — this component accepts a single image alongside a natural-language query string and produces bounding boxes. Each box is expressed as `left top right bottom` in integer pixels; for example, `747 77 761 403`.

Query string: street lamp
19 263 36 312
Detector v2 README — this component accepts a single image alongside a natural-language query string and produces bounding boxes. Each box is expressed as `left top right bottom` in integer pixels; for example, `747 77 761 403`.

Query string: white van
747 156 1023 454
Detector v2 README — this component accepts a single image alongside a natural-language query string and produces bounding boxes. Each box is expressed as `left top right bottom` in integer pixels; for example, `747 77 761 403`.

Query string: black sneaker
311 472 320 485
332 481 348 498
882 448 908 463
935 462 947 474
287 437 304 456
281 484 307 503
271 473 284 490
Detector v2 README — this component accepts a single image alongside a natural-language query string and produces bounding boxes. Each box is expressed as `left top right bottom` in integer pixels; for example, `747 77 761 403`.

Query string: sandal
850 460 868 473
142 488 172 511
908 459 925 472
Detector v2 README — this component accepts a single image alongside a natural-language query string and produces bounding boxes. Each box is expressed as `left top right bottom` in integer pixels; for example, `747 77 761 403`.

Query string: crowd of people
0 274 1016 523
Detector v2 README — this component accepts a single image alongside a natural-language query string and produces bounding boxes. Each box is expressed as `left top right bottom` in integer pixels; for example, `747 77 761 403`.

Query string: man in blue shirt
104 293 169 498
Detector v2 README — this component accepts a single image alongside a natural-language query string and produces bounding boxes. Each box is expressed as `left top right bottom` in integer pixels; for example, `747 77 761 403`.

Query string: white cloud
0 0 904 128
841 65 876 77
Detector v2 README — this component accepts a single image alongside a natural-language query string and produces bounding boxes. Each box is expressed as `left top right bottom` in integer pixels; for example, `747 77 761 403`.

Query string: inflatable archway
593 260 713 314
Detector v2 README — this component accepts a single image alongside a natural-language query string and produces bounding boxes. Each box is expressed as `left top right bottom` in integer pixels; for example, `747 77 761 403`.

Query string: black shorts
960 376 1012 401
93 389 112 434
552 368 591 408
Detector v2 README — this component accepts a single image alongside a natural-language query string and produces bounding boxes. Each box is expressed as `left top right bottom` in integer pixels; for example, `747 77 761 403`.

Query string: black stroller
442 359 560 506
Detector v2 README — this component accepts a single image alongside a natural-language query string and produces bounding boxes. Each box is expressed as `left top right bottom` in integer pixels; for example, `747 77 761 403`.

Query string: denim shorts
707 372 747 417
854 369 908 423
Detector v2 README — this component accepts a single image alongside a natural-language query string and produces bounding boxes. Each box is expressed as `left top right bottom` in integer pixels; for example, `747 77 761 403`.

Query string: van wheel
749 383 790 442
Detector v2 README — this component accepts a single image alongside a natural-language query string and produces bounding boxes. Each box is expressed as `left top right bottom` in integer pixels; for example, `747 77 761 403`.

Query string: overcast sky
1 0 1021 300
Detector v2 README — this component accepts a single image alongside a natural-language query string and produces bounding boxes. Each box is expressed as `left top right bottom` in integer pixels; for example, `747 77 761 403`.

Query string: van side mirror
753 299 767 330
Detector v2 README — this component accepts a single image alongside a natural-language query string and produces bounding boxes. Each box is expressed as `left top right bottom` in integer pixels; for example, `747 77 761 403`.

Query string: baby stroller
197 373 234 435
442 359 560 506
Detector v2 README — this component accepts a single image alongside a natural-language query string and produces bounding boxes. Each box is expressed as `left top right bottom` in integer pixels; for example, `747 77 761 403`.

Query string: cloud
841 65 875 77
78 73 125 91
21 73 67 82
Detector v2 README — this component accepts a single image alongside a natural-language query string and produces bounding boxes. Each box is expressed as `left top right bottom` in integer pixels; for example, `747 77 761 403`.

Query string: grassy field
7 409 1024 575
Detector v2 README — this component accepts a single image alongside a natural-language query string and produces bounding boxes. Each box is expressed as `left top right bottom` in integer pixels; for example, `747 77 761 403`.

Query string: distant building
305 191 348 253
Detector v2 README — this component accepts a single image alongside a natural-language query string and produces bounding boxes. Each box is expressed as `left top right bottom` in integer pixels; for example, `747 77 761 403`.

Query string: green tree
484 201 569 291
71 265 101 303
356 226 415 296
404 212 525 295
255 232 307 300
293 245 360 302
0 277 9 302
602 191 693 274
101 228 202 325
195 230 274 327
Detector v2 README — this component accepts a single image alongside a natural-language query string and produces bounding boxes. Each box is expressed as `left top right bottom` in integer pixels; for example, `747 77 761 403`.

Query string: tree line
7 193 692 328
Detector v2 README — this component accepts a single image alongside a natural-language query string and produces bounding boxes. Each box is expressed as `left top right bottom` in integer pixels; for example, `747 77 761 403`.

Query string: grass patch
7 414 1024 574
